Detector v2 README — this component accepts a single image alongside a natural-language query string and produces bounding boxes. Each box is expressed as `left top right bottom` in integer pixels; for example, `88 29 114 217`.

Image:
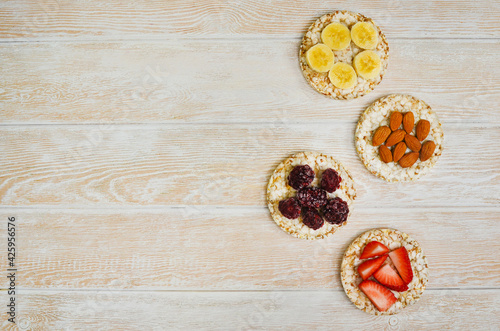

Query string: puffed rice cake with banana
299 11 389 100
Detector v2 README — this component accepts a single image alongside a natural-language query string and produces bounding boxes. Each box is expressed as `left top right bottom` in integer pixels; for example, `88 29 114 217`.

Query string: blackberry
278 198 301 219
288 165 315 190
297 187 327 208
322 197 349 225
301 207 324 230
320 168 342 193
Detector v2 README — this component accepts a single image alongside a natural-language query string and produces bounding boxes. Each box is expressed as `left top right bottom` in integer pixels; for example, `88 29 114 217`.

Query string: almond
399 152 419 168
404 134 422 152
420 140 436 161
379 145 393 163
389 111 403 131
416 120 430 141
403 112 414 134
372 126 391 146
385 129 405 147
393 141 406 162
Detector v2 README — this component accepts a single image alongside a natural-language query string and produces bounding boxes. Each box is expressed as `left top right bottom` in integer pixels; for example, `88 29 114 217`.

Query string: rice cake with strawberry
267 152 357 240
355 94 444 182
341 228 429 315
299 11 389 100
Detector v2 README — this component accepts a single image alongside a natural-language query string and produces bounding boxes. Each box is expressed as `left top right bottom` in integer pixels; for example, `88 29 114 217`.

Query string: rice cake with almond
267 151 356 240
355 94 444 182
341 228 429 315
299 11 389 100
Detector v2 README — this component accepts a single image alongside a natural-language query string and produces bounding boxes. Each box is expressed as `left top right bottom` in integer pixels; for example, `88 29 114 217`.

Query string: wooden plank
0 125 498 207
0 208 498 289
0 0 499 40
1 289 499 330
0 40 498 124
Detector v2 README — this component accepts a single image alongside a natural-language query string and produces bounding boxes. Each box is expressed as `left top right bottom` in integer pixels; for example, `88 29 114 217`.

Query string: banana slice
351 22 379 49
328 62 357 89
321 23 351 51
305 44 335 73
353 50 381 80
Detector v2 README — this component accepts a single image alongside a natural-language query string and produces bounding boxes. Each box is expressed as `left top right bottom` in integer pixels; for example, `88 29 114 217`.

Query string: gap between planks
1 121 500 127
7 288 500 293
0 37 499 44
1 206 499 212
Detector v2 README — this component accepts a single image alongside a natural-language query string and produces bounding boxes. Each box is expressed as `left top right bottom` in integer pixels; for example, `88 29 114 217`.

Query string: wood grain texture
0 0 499 40
0 208 498 290
1 40 499 124
1 0 499 328
1 289 499 330
0 125 498 207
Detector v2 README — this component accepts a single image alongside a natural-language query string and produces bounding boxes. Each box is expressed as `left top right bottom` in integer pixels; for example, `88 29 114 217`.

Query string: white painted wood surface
0 125 498 207
1 40 498 124
0 208 498 290
0 0 498 39
1 0 499 329
3 290 499 330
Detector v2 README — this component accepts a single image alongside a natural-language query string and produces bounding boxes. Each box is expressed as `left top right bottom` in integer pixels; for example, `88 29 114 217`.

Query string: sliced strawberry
373 264 409 292
357 255 387 280
388 247 414 285
360 241 389 259
358 280 397 312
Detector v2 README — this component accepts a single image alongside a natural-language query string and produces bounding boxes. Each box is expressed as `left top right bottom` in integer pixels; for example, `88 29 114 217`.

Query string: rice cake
267 152 356 240
341 228 429 315
299 11 389 100
355 94 444 182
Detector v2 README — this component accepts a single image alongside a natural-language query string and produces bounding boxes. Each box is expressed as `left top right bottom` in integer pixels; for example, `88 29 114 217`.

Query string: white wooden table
1 1 499 329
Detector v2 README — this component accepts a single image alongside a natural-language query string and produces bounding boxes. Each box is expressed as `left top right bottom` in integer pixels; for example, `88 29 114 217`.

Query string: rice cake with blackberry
267 152 356 240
